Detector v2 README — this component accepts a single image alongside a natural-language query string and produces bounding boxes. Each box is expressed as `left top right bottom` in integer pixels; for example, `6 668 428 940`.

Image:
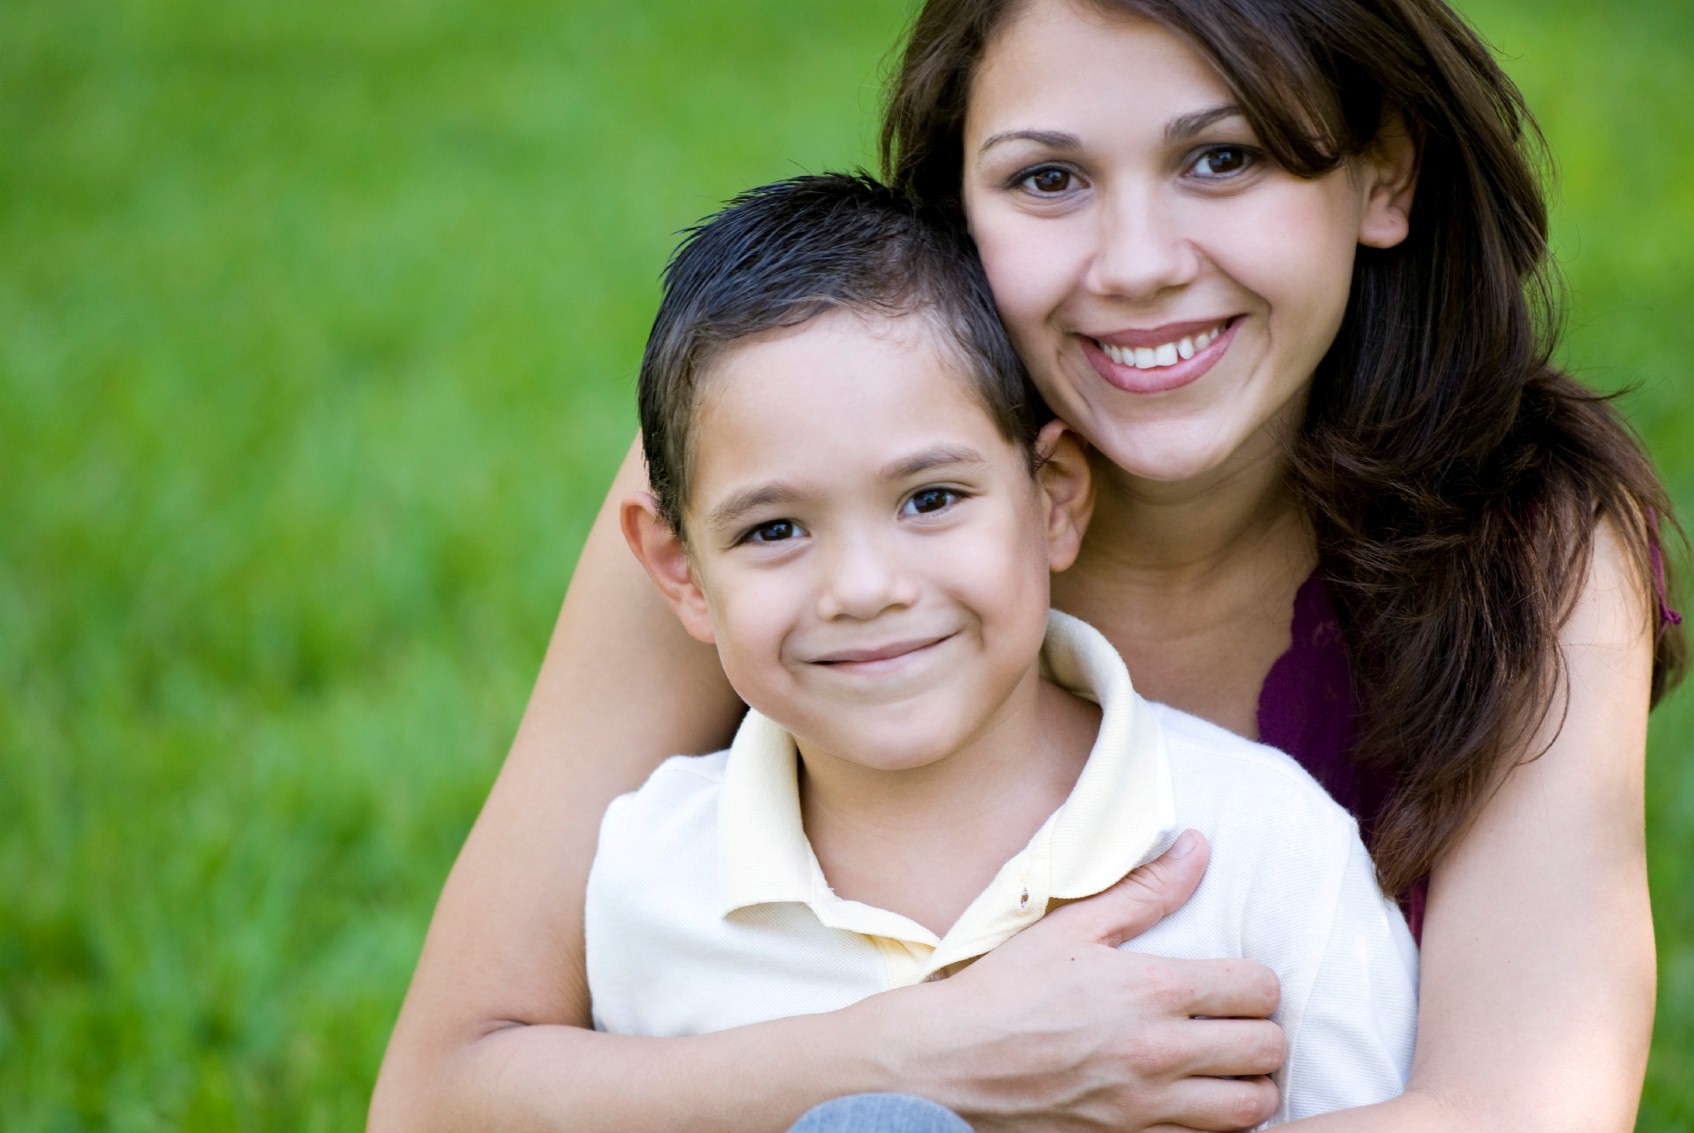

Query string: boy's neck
794 667 1101 937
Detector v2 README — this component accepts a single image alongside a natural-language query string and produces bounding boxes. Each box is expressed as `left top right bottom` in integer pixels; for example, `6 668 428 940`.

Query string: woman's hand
375 826 1281 1133
891 830 1285 1133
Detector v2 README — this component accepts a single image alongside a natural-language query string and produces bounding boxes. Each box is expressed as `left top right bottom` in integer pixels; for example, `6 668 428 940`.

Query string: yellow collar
717 609 1176 973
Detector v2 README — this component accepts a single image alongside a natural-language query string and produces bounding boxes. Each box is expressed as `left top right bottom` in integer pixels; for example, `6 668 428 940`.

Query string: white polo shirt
586 611 1417 1123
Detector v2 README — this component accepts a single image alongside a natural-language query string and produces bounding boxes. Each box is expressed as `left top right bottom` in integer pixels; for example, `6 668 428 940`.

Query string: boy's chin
794 720 973 777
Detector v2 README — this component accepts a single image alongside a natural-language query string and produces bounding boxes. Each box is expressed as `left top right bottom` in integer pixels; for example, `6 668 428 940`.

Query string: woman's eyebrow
977 128 1080 155
1165 105 1245 142
976 107 1245 156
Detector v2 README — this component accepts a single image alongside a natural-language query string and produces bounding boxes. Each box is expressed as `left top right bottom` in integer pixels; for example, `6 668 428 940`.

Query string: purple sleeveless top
1255 574 1427 941
1262 557 1681 946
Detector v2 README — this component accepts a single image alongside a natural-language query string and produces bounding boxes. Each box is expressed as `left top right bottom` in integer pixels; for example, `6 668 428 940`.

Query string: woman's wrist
825 983 937 1098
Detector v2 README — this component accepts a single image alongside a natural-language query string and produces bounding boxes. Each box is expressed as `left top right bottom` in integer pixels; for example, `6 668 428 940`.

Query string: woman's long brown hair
882 0 1686 895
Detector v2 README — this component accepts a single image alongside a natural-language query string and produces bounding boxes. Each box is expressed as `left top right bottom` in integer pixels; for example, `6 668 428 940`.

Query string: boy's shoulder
1129 700 1417 1123
630 749 733 793
590 751 734 965
601 750 731 843
1136 697 1382 930
1144 699 1354 829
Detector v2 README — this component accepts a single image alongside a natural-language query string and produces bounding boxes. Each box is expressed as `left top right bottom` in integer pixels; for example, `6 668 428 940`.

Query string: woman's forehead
967 0 1231 136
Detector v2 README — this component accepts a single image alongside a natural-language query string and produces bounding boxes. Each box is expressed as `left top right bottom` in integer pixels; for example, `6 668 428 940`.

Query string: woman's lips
1082 317 1240 394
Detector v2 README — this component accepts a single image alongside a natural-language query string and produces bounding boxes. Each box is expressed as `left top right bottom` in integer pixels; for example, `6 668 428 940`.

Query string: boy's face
647 309 1087 774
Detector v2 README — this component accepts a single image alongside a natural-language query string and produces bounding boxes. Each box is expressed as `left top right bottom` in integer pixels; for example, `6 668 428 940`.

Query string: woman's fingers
1141 1073 1280 1133
900 828 1287 1131
1039 829 1211 948
1167 958 1282 1022
1028 830 1281 1022
1102 1012 1284 1107
1170 1018 1286 1079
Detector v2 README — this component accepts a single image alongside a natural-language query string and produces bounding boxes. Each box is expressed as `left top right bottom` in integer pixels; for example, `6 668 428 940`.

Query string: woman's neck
1081 446 1309 574
1052 449 1316 735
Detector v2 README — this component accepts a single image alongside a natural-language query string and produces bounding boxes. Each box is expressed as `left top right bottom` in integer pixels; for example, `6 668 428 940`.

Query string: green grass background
3 0 1690 1127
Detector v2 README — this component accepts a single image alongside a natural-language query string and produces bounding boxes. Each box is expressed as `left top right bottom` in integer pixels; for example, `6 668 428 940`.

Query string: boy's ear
619 491 716 645
1357 114 1419 250
1034 419 1093 573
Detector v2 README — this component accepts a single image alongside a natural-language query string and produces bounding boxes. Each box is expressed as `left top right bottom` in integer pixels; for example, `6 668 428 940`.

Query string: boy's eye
1190 145 1255 178
745 519 802 544
903 488 959 516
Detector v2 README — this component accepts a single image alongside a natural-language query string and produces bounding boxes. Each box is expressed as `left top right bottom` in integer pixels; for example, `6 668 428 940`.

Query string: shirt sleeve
1276 829 1420 1121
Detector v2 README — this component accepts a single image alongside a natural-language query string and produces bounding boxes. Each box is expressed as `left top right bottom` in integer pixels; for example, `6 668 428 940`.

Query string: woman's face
962 0 1407 488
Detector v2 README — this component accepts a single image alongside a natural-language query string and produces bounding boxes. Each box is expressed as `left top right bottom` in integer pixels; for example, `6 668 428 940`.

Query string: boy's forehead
711 307 958 369
694 308 992 430
694 309 989 423
684 310 1021 506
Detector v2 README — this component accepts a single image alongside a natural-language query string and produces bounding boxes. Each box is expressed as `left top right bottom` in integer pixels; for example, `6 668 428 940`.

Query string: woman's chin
1081 432 1251 491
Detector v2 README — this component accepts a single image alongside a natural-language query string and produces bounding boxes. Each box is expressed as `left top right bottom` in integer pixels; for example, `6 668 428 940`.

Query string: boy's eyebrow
881 444 991 481
703 481 805 534
701 446 992 532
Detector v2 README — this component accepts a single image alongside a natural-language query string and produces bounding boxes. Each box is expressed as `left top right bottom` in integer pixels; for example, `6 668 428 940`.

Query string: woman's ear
1034 419 1094 573
620 491 716 645
1357 115 1419 250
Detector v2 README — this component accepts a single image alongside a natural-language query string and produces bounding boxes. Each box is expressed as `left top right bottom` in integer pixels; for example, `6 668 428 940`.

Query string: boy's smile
660 308 1083 784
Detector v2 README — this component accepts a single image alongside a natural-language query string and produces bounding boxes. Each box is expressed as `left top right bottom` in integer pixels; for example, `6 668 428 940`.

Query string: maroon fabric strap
1256 574 1425 942
1256 550 1680 946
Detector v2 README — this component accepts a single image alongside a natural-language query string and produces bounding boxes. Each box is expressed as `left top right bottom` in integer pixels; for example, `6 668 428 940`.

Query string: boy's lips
810 633 954 670
1082 316 1241 395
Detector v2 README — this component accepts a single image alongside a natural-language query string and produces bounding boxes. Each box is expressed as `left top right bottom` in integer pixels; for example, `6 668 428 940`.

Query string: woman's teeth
1097 325 1224 370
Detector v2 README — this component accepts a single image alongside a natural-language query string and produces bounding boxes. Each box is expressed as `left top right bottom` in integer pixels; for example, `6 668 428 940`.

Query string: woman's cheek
984 221 1082 354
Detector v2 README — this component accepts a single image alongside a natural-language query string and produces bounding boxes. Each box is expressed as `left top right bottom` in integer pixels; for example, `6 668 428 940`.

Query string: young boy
598 172 1417 1123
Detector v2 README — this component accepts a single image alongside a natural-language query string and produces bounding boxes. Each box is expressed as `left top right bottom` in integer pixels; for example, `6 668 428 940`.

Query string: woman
370 0 1683 1128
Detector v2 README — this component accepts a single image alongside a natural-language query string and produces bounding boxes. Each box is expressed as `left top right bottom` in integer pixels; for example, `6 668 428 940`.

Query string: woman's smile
1082 317 1240 395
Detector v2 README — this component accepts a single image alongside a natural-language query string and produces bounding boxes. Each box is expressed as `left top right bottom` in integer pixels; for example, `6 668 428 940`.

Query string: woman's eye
903 488 959 516
746 519 801 544
1017 166 1074 195
1191 145 1254 178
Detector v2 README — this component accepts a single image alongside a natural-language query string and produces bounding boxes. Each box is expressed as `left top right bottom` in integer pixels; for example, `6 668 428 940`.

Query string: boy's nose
814 533 920 621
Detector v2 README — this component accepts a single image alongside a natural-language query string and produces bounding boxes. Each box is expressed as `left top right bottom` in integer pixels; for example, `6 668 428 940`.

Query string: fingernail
1167 831 1197 858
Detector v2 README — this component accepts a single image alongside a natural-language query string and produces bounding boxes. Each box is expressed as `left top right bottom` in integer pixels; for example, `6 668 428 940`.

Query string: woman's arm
367 439 746 1124
369 439 1286 1133
1283 521 1657 1133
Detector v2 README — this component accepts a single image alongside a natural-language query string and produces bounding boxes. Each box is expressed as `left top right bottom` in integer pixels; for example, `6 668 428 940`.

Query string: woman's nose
814 532 920 622
1083 187 1201 302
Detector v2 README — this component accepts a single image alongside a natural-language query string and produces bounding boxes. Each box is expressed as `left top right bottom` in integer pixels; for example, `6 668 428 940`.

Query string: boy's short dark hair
639 171 1046 536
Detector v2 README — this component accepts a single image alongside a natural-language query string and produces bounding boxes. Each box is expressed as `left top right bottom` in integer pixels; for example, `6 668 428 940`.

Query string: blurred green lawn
2 0 1690 1128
